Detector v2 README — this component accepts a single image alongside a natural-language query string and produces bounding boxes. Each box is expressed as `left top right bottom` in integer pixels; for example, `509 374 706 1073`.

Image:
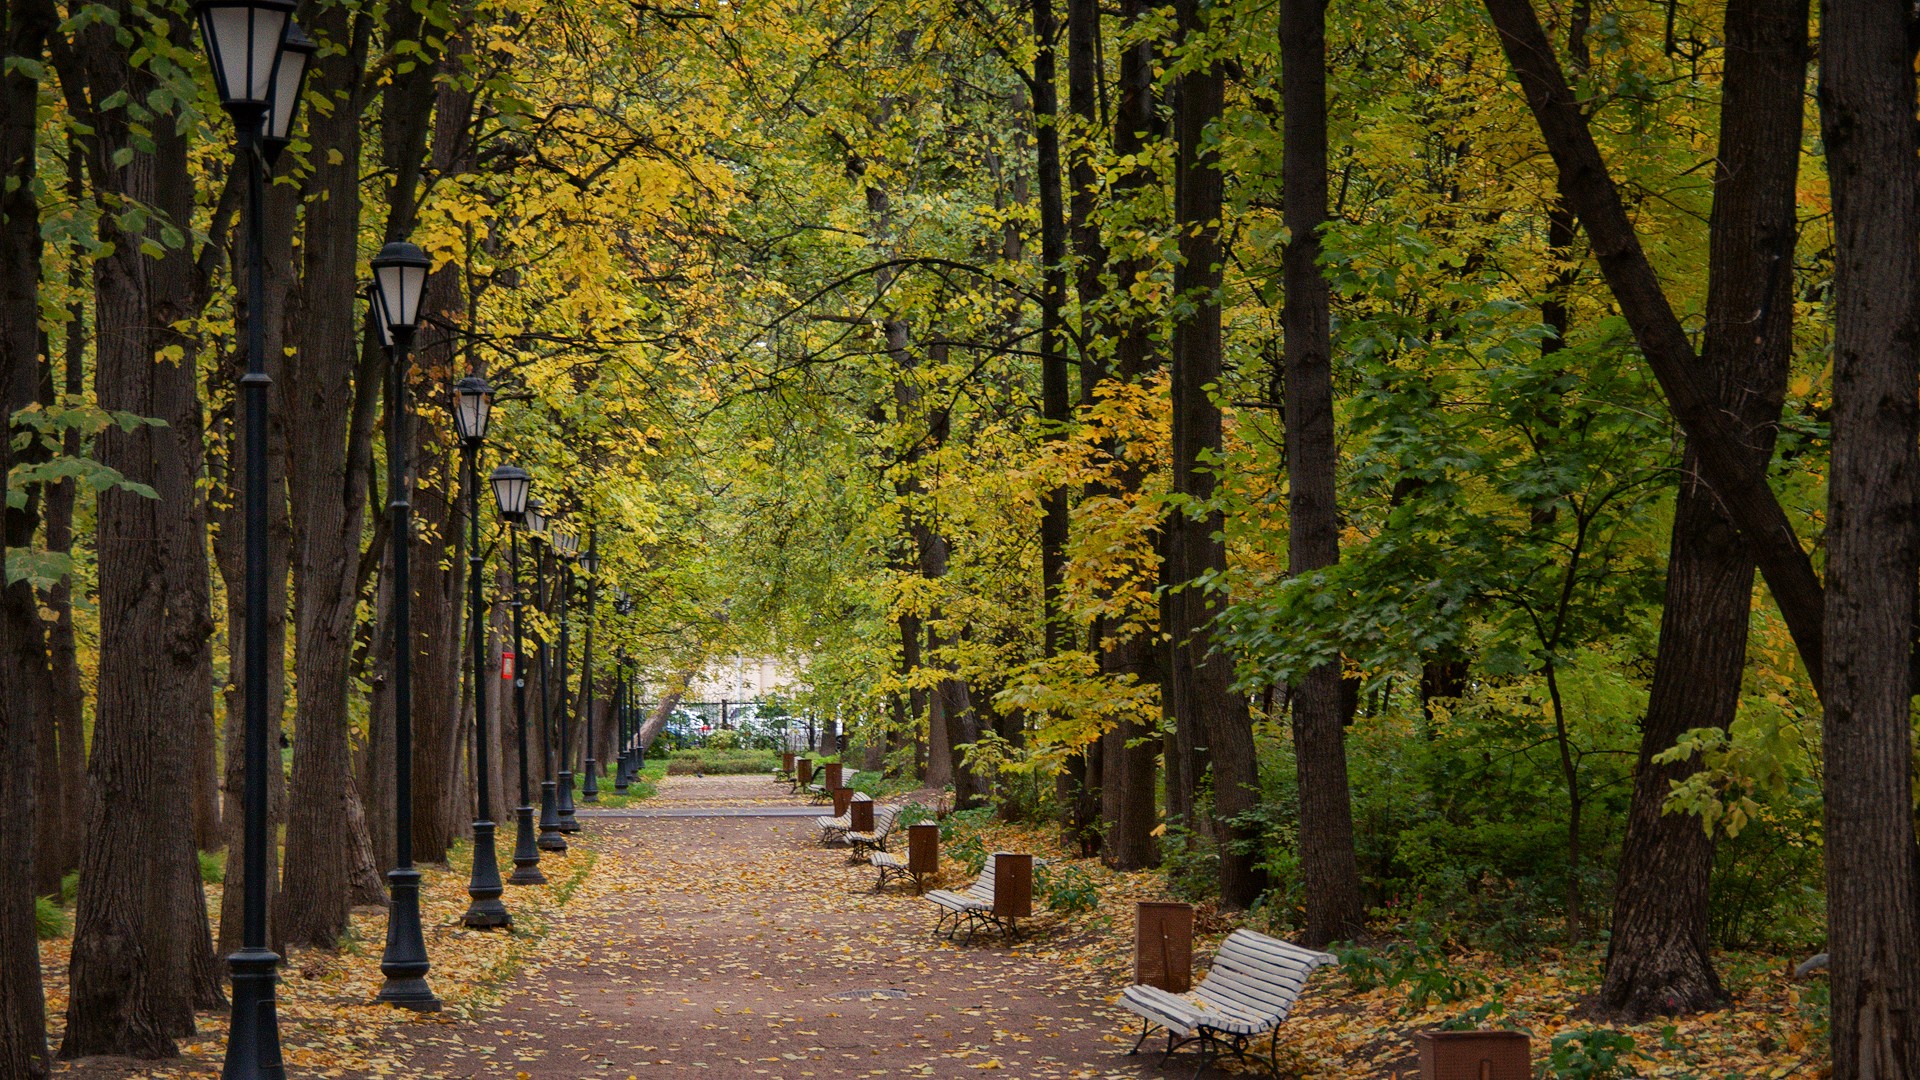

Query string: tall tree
55 4 223 1054
1091 0 1162 872
1167 0 1261 909
1601 0 1806 1019
1279 0 1365 945
0 0 55 1069
1481 0 1825 689
1817 0 1920 1075
277 0 389 949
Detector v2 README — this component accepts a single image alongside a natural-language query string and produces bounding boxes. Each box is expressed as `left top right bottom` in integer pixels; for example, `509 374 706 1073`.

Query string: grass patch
665 747 780 775
585 760 665 808
35 895 68 940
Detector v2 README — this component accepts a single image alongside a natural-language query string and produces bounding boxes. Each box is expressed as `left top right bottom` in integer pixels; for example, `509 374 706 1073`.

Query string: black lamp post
193 3 310 1074
490 466 545 885
552 527 581 832
529 499 567 852
613 591 634 792
580 529 600 803
453 377 509 929
371 239 440 1012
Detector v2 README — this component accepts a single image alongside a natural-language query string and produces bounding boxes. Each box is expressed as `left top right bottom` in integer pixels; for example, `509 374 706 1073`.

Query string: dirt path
374 776 1176 1079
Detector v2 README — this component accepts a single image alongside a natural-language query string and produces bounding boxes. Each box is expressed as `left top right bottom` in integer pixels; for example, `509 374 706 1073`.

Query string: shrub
35 895 68 940
1543 1029 1637 1080
665 747 780 775
1331 922 1487 1014
1037 862 1100 916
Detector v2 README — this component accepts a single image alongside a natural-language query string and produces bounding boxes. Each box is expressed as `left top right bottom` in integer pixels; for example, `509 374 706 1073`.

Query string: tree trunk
1481 0 1825 690
278 2 389 947
1088 0 1162 872
1280 0 1364 944
1601 0 1805 1019
1032 0 1071 670
37 266 86 894
0 0 53 1066
1817 1 1920 1075
60 21 222 1048
1169 0 1262 910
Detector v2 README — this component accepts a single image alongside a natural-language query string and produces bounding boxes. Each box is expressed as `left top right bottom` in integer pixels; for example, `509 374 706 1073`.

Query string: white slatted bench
924 857 996 942
1121 929 1337 1079
813 791 874 844
845 804 901 859
869 848 927 892
806 769 859 803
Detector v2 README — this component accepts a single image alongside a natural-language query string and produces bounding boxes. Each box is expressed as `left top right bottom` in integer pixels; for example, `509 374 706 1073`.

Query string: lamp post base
557 770 579 832
582 757 600 801
461 820 512 929
377 867 443 1012
221 946 285 1080
537 780 568 852
508 803 546 885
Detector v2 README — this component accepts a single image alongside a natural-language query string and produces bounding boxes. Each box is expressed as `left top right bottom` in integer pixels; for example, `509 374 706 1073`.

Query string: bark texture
1280 0 1365 946
1817 1 1920 1075
279 2 388 948
58 15 222 1051
1168 0 1261 910
0 0 54 1067
1600 0 1805 1019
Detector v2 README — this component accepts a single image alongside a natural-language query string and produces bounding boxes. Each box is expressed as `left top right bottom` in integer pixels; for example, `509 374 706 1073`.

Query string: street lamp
370 239 440 1012
528 500 566 853
552 527 580 832
453 377 509 929
491 466 544 886
193 1 309 1073
580 529 601 803
614 591 634 792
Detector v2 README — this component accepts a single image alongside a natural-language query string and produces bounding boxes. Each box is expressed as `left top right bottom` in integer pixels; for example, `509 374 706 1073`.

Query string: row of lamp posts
196 6 628 1074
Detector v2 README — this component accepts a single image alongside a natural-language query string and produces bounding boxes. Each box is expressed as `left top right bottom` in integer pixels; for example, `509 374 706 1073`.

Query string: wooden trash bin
993 852 1033 919
1417 1030 1530 1080
850 799 875 832
907 823 939 884
1134 901 1194 993
824 762 844 790
781 751 795 776
796 759 813 787
831 787 854 816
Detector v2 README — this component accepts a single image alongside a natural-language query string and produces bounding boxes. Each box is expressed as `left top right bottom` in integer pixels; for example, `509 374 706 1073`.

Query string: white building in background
686 656 802 701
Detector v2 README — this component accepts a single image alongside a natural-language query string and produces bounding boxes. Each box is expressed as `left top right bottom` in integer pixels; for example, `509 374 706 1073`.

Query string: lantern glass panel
453 377 492 441
490 466 530 519
198 1 291 107
264 23 315 142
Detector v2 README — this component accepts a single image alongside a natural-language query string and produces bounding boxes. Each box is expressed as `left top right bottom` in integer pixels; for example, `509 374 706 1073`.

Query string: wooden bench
869 839 933 893
845 804 900 858
806 769 858 802
925 854 1049 943
813 792 874 844
1121 929 1337 1079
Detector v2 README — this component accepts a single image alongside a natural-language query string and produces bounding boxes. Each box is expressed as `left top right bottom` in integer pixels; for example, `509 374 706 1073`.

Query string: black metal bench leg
1127 1018 1155 1056
1188 1034 1215 1080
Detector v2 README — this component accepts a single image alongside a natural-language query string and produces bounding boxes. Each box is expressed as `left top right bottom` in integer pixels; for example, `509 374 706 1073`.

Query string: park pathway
367 775 1174 1080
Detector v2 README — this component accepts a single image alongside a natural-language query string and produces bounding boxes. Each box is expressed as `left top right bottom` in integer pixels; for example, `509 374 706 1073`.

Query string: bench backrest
871 804 900 837
966 858 999 901
1194 930 1337 1024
